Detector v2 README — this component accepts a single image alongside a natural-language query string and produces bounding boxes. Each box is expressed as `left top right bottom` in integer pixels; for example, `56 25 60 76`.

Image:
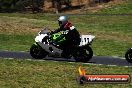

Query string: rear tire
125 48 132 63
30 44 48 59
73 46 93 62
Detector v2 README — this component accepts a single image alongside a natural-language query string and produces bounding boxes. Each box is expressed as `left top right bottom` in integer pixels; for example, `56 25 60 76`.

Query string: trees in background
0 0 44 12
0 0 24 12
0 0 72 13
0 0 113 13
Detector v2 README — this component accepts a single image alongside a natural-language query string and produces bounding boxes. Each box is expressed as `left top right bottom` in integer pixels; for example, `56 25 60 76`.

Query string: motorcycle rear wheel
73 46 93 62
125 48 132 63
30 44 48 59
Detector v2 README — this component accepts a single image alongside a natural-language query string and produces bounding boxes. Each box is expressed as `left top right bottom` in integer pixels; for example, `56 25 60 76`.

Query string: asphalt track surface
0 51 132 66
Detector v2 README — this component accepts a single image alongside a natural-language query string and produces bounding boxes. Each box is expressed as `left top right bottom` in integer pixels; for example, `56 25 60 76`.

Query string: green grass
93 39 131 56
0 58 132 88
97 0 132 14
0 34 34 51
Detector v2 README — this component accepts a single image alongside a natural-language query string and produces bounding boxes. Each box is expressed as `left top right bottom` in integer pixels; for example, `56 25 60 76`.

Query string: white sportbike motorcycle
30 28 95 62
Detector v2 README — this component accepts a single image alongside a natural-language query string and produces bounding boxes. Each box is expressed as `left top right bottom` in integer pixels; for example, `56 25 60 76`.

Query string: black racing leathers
50 22 80 49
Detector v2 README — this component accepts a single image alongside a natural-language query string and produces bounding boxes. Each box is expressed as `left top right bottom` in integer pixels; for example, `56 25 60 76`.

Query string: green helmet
58 16 68 27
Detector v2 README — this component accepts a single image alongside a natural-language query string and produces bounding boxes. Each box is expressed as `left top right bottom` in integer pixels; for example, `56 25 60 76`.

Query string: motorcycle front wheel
125 48 132 63
30 43 48 59
73 46 93 62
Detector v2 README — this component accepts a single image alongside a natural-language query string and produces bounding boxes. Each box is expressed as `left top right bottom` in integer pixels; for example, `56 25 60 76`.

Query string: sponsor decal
70 26 75 30
61 30 69 34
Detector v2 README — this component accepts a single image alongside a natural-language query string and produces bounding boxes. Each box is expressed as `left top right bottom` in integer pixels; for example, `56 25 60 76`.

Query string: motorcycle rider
49 16 81 57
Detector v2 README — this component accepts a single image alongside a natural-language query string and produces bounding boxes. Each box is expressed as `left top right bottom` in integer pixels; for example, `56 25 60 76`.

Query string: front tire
30 44 48 59
125 48 132 63
73 46 93 62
